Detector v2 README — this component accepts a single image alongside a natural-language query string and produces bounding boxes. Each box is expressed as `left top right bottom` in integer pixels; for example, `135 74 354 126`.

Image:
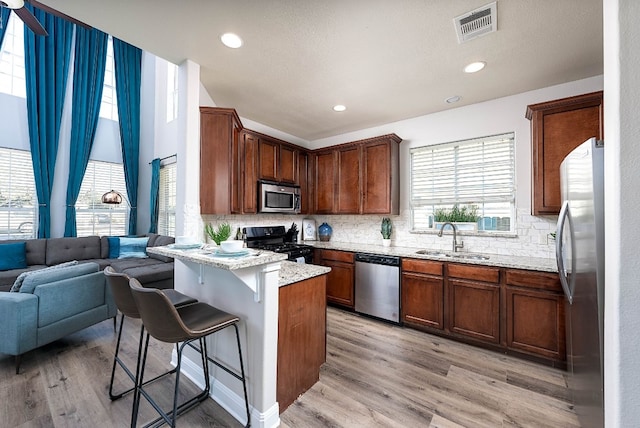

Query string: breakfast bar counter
147 246 329 428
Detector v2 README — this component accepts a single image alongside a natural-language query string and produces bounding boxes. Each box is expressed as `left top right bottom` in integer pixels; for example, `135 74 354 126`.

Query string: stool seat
130 278 250 427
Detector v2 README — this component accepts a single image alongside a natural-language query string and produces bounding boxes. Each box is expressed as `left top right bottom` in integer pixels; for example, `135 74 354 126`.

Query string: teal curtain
24 5 73 238
148 158 160 233
113 37 142 236
64 27 108 237
0 8 10 47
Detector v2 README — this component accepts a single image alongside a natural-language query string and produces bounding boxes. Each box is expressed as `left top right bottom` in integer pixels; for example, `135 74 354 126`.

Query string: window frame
410 132 516 235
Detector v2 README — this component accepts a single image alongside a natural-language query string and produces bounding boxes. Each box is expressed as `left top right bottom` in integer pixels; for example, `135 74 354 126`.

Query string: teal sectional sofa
0 262 117 373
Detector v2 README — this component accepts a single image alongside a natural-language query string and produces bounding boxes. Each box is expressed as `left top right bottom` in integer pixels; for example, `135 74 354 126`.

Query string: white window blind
0 147 36 239
158 162 176 236
166 62 179 123
410 132 515 232
76 160 127 236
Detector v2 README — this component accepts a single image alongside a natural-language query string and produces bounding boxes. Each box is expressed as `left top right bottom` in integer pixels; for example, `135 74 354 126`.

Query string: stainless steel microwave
259 181 301 214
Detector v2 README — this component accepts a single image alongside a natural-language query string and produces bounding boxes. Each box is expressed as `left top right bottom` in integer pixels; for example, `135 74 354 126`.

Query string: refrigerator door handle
556 200 576 304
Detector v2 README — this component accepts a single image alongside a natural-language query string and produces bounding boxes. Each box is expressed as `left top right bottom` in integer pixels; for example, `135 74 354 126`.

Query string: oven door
259 181 300 214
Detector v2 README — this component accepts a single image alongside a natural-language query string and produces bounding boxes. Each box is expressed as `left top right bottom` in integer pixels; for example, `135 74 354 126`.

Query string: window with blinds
166 62 179 123
410 132 515 233
0 147 36 239
158 162 176 236
76 160 127 237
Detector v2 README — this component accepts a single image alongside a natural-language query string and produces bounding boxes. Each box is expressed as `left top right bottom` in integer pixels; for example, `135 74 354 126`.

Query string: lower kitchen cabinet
447 264 500 344
398 258 565 366
277 275 327 412
318 249 355 309
401 259 444 330
505 269 566 363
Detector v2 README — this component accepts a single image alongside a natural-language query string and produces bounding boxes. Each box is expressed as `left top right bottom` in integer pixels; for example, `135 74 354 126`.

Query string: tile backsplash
201 208 557 259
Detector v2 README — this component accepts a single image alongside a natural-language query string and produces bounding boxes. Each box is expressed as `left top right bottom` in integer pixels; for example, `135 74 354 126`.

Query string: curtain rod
149 154 177 164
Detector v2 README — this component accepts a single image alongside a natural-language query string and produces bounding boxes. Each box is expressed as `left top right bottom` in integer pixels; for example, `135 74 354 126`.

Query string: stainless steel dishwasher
354 253 400 323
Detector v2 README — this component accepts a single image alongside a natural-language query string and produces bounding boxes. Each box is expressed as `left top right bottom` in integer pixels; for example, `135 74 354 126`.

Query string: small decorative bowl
220 240 244 253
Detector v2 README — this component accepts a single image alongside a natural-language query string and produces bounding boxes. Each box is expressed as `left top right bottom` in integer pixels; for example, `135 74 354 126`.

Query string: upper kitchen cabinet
256 132 299 184
313 134 401 215
526 91 603 215
200 107 243 214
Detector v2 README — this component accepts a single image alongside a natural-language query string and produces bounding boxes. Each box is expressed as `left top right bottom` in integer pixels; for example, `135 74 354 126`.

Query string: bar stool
129 278 251 428
104 267 197 402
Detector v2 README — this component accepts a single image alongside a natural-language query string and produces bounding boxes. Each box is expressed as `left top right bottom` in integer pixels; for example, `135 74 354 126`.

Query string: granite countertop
279 261 331 287
147 245 288 270
306 241 558 273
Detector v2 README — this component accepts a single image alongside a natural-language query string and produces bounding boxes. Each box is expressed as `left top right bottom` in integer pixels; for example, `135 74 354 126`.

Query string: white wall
603 0 640 425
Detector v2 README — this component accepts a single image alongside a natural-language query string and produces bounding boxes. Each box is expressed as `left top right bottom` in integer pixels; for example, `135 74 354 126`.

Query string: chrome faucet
437 222 464 252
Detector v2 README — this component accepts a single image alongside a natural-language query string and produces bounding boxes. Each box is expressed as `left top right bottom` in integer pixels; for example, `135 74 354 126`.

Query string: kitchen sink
415 250 490 260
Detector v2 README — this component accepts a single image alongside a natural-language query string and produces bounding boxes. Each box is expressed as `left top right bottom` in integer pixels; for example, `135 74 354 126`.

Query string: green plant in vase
205 222 232 245
381 217 392 246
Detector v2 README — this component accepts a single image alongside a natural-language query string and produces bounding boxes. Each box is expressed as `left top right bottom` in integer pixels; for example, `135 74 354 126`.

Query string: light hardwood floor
0 308 578 427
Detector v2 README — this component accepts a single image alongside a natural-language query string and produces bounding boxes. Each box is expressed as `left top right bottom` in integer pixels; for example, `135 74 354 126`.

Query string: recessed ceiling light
333 105 346 112
445 96 462 104
464 61 486 73
220 33 243 49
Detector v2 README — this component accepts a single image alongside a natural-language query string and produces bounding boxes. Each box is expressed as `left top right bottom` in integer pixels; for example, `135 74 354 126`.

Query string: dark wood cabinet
447 264 500 344
314 150 336 214
399 258 564 366
199 107 242 214
505 269 566 363
526 91 603 215
258 138 279 182
277 275 327 412
312 134 401 215
280 144 298 184
319 249 355 309
257 135 298 184
401 259 444 330
336 145 361 214
297 151 310 214
240 131 258 213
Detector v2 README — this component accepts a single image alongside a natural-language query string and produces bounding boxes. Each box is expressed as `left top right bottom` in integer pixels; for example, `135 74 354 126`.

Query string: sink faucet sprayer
437 222 464 252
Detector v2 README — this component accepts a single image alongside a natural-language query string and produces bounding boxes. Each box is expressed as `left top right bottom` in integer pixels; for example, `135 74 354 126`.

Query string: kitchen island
147 246 329 428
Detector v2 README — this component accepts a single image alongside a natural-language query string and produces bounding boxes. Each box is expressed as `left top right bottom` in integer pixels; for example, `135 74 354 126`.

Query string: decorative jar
318 222 332 242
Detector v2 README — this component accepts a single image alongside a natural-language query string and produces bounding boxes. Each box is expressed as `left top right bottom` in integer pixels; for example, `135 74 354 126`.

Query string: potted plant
204 222 232 245
433 204 480 232
381 217 392 246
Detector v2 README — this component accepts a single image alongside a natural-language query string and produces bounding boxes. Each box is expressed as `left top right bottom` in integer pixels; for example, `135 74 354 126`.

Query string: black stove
243 226 314 263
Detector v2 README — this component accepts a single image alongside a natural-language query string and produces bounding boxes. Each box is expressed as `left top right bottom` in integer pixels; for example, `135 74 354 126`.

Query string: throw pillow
107 236 120 258
10 260 79 292
118 237 149 259
0 242 27 271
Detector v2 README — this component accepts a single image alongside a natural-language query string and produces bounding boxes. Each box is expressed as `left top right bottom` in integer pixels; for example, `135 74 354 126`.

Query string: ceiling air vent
453 2 497 44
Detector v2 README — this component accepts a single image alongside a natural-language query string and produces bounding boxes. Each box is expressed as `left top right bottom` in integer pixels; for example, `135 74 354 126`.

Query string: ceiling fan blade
27 0 92 29
14 7 48 36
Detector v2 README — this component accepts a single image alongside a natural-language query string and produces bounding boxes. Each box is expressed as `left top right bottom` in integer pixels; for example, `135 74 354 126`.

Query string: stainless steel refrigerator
556 137 604 428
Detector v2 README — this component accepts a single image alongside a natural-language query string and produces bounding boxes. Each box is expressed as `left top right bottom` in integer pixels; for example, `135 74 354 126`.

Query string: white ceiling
39 0 603 142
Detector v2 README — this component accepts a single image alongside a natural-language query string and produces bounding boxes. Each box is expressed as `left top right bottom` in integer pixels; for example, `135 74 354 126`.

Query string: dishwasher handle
355 253 400 266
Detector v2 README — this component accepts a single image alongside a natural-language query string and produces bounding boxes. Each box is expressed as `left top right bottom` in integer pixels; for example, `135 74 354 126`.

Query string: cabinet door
314 151 336 213
298 151 310 214
241 132 258 213
401 272 444 330
448 278 500 344
324 260 354 308
362 139 393 214
527 91 603 215
336 145 361 214
259 139 279 182
280 144 298 184
506 287 565 361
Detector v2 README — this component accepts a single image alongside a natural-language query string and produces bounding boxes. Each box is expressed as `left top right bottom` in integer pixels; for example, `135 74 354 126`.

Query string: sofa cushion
17 261 96 294
0 265 47 291
118 237 149 258
46 236 101 265
110 257 164 272
121 263 174 285
148 235 175 262
0 242 27 271
107 237 120 258
2 239 47 266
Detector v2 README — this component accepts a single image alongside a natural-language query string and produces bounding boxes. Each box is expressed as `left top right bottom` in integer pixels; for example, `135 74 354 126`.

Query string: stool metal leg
233 324 251 428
